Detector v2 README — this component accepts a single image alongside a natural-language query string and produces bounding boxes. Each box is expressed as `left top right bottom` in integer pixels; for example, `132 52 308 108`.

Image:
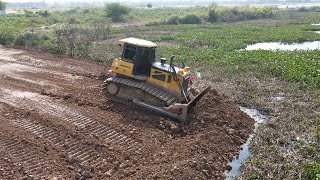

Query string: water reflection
245 41 320 51
225 107 267 180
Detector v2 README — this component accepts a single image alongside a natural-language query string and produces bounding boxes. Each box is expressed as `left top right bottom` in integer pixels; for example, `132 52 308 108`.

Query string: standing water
245 41 320 51
225 107 267 180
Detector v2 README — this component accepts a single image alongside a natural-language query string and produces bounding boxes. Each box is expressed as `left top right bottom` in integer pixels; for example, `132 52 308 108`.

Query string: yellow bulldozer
103 37 210 123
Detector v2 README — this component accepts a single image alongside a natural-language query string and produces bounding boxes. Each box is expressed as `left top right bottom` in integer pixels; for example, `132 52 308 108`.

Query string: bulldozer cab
119 38 157 77
122 44 155 76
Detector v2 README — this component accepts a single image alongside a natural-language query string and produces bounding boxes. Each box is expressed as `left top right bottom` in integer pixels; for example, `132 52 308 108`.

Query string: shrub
298 6 320 12
257 8 274 18
208 9 219 23
36 10 50 18
68 18 78 24
24 10 34 18
14 31 42 49
43 38 67 55
0 1 6 11
180 14 202 24
83 9 90 14
91 18 111 40
167 16 180 25
0 31 15 45
64 8 78 14
52 27 93 58
208 7 274 23
105 3 130 22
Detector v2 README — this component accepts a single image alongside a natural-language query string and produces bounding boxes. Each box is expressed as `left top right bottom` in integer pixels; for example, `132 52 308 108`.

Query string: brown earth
0 46 254 180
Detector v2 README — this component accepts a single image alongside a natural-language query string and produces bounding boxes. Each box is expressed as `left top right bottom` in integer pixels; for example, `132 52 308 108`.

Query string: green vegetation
167 16 180 25
179 14 202 24
303 162 320 180
165 14 202 25
147 6 274 25
131 6 208 22
0 6 319 88
208 7 274 23
36 10 50 18
0 1 6 11
105 3 130 22
297 6 320 12
148 23 320 88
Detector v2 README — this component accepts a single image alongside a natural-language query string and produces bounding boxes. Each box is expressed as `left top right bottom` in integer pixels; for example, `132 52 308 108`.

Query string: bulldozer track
34 101 95 128
33 101 138 150
0 136 61 179
9 118 108 170
0 88 139 152
104 76 177 106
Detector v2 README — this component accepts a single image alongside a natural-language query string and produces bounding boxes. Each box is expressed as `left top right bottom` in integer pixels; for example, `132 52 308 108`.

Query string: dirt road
0 46 254 179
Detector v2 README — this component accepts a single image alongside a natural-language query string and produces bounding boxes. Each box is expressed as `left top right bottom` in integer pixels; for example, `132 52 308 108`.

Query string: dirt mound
187 89 254 137
115 89 255 180
0 46 254 179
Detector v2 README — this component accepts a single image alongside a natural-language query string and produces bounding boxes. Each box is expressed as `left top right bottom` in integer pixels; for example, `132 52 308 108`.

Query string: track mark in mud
18 55 89 73
0 88 138 151
0 63 60 88
0 48 23 62
85 125 138 150
35 101 138 150
0 61 81 81
0 136 61 179
8 118 108 170
37 102 94 128
1 73 55 88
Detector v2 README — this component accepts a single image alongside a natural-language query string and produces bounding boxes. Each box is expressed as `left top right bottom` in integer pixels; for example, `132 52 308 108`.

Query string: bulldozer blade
132 86 211 124
187 86 211 110
133 99 188 123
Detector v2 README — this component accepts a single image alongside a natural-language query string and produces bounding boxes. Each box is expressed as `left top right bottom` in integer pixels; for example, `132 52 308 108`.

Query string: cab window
123 44 137 61
152 74 165 81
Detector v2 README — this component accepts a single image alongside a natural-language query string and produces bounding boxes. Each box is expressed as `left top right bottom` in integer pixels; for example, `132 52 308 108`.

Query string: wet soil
0 46 254 179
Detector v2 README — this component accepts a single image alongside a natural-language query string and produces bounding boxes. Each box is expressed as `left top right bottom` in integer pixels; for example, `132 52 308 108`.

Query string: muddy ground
0 46 254 179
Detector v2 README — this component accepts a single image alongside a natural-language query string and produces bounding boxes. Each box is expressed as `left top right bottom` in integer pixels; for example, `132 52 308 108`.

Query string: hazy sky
2 0 152 1
3 0 110 2
4 0 46 2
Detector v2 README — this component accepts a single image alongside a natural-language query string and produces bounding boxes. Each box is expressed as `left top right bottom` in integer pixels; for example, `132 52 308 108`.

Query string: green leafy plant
303 162 320 180
105 3 130 22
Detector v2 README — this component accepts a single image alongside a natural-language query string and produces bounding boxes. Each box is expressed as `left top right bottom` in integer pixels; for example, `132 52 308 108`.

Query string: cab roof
118 37 157 48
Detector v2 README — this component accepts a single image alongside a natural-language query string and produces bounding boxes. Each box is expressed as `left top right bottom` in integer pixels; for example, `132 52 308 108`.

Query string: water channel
225 107 267 180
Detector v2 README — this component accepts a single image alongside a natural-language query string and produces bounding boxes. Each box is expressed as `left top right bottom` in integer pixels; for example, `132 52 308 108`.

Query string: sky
1 0 156 3
3 0 107 2
4 0 46 2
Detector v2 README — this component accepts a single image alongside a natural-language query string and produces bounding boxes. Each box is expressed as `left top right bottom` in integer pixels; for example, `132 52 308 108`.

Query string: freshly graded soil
0 46 254 179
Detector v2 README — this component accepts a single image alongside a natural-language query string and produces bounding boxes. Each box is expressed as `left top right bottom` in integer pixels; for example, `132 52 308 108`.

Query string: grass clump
303 162 320 180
